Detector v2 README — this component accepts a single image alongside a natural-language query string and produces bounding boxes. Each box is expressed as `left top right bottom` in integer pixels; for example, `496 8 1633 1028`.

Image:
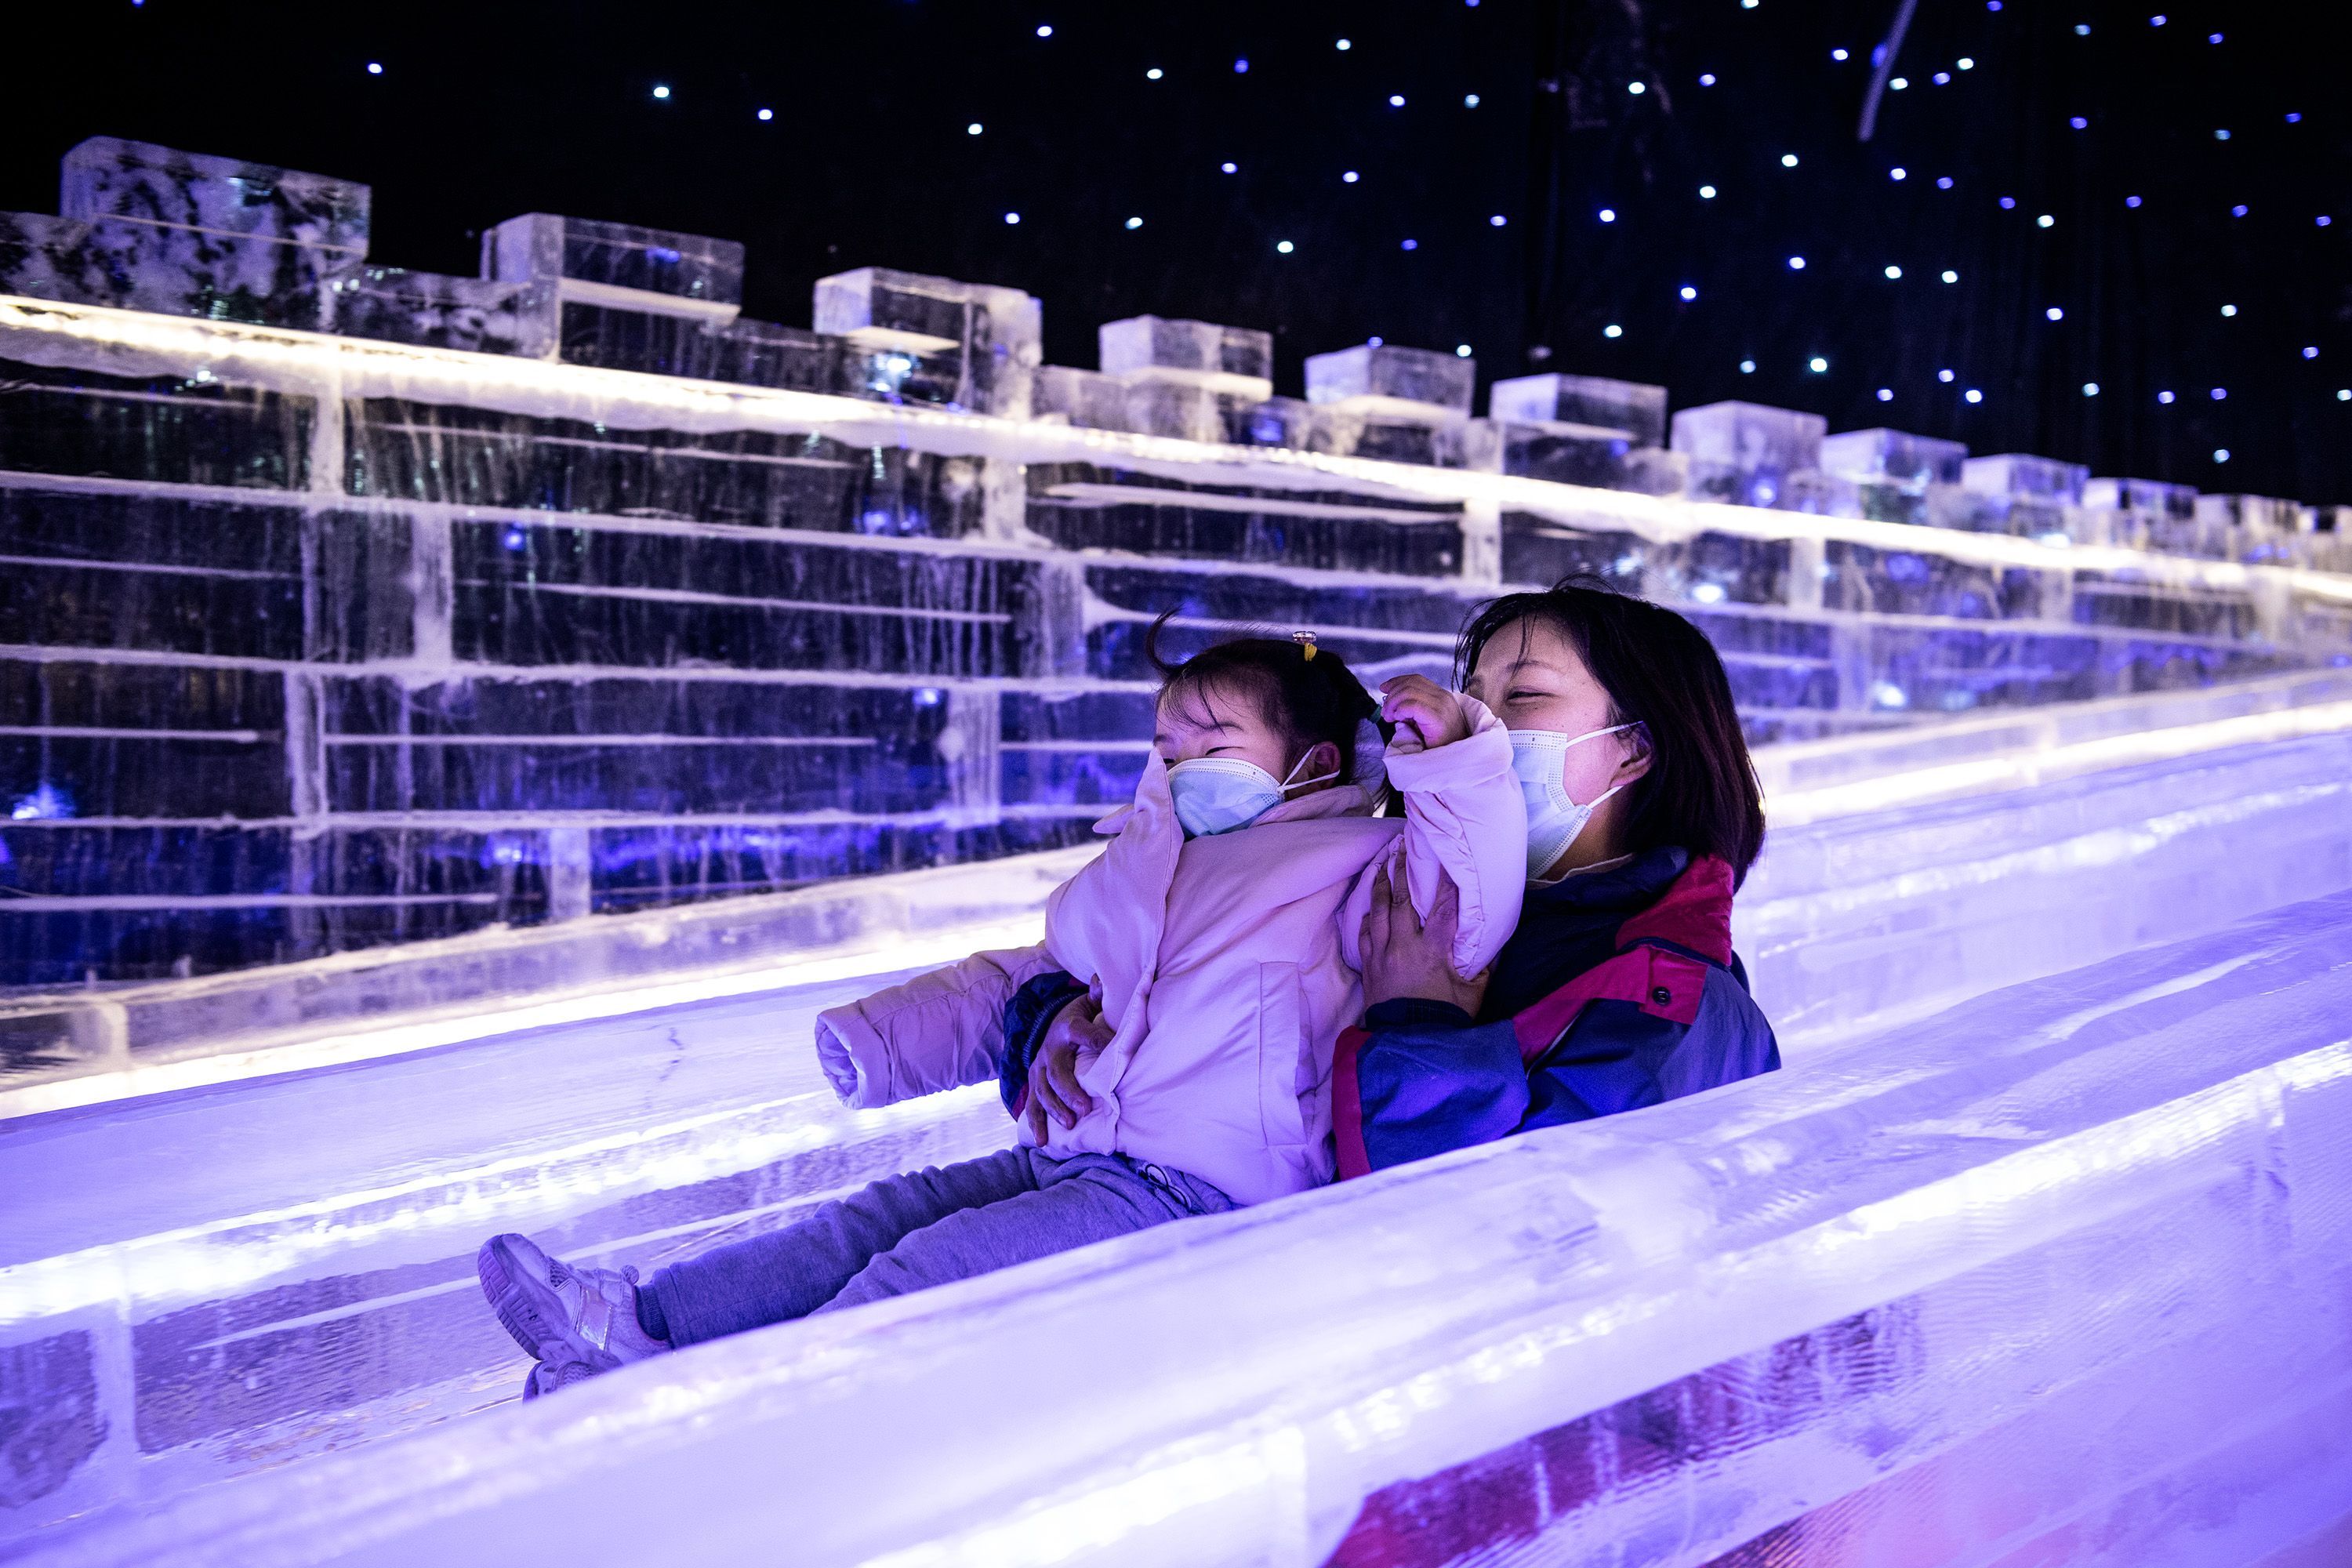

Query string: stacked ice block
1031 314 1273 441
1671 400 1830 510
1817 426 1968 528
1483 372 1682 494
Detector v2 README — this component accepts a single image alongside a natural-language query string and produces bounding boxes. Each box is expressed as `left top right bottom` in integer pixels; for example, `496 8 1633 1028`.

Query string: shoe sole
477 1234 618 1378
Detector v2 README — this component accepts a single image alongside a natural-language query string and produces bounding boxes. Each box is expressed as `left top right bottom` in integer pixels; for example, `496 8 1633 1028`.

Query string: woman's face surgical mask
1168 750 1337 838
1509 724 1638 877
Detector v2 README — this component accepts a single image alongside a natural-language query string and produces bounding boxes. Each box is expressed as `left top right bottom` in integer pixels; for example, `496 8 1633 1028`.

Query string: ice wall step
25 886 2352 1566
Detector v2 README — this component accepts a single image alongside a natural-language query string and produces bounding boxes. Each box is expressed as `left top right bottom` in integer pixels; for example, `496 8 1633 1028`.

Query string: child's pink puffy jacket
815 703 1526 1206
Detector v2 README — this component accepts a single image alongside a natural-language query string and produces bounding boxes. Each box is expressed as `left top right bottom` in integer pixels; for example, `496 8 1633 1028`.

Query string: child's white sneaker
477 1232 668 1392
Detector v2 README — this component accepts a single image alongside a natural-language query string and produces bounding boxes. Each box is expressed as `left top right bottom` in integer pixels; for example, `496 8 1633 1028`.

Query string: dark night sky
3 1 2345 503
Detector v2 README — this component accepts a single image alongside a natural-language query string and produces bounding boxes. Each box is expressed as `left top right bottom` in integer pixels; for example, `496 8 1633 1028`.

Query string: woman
1021 578 1780 1173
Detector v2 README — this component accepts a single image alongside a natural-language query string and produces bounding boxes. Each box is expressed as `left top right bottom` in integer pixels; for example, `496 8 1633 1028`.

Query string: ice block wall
5 136 2350 987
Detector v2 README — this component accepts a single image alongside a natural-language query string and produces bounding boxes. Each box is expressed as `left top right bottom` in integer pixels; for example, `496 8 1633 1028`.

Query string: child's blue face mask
1167 750 1337 838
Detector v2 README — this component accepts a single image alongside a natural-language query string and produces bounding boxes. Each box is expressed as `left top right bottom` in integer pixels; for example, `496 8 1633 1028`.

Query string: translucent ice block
1962 452 2088 506
1671 401 1826 508
1304 343 1475 417
1032 365 1132 431
0 209 353 331
1097 315 1273 399
59 136 370 257
1236 396 1476 466
1819 426 1967 487
481 212 742 306
1487 372 1668 448
811 267 1042 419
1481 418 1633 488
329 267 556 357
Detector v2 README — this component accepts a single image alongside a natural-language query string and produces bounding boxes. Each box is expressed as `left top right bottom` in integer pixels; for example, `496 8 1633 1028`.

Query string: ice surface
1487 372 1668 448
16 869 2352 1566
60 136 369 256
1479 419 1633 488
1033 365 1132 431
0 209 354 332
1671 401 1827 509
1097 314 1273 398
1963 452 2089 505
1305 343 1475 417
1819 426 1967 487
811 266 1042 418
481 212 742 306
329 267 556 357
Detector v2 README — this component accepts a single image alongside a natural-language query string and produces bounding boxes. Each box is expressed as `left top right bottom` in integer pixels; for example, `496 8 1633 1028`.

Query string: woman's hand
1025 993 1112 1142
1359 852 1490 1016
1379 674 1471 755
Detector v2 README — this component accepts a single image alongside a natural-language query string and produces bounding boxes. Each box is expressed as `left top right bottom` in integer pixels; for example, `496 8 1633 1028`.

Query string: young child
476 628 1524 1396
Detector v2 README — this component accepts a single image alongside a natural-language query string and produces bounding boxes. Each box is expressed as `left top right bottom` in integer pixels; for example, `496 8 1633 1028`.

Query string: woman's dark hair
1145 613 1382 786
1457 575 1766 884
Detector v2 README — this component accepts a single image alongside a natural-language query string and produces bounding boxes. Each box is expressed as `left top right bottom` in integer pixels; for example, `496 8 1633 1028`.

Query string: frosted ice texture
1097 314 1273 390
1487 372 1668 448
60 136 370 256
1819 426 1967 487
330 267 557 358
1962 452 2089 505
1671 401 1827 509
1481 419 1634 488
812 266 1043 418
481 212 743 304
1033 365 1132 431
1305 343 1475 416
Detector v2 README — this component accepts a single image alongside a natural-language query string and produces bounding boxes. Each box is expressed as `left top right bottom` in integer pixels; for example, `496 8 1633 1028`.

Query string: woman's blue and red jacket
996 844 1779 1176
1332 845 1780 1178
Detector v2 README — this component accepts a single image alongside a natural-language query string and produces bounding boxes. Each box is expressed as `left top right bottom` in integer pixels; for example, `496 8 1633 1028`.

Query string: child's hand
1379 674 1471 755
1025 994 1112 1142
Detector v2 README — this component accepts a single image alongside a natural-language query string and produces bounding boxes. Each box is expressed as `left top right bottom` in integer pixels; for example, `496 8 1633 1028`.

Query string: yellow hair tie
1293 630 1318 662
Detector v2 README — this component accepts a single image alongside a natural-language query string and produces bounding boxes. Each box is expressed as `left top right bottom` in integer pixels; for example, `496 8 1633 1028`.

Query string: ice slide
4 674 2350 1562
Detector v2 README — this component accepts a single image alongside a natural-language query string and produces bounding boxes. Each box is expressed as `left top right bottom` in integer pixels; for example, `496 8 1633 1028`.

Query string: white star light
2221 304 2238 317
367 61 383 74
1221 162 1236 172
1389 94 1406 107
1629 81 1646 94
2038 213 2055 227
968 122 983 135
1679 285 1698 300
1699 184 1718 198
1878 388 1894 401
1891 167 1907 180
757 107 773 121
2084 383 2101 395
1004 212 1020 224
1599 208 1617 223
1740 359 1756 372
2047 307 2065 321
1958 56 1974 67
1892 77 1908 89
1781 153 1799 167
1125 216 1142 229
1345 171 1360 183
1942 270 1959 282
1965 389 1984 403
1490 214 1508 227
1808 356 1828 372
1700 72 1718 85
1604 325 1623 338
652 85 670 99
1336 37 1351 49
2215 448 2231 461
1146 67 1163 79
1457 343 1473 356
1939 368 1956 382
1276 240 1294 252
1886 265 1904 279
1788 255 1806 269
1465 94 1481 107
1036 24 1053 36
2159 390 2176 403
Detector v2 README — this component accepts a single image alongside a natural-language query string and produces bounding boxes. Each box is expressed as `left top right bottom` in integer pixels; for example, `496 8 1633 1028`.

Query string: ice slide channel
3 674 2351 1558
25 823 2352 1564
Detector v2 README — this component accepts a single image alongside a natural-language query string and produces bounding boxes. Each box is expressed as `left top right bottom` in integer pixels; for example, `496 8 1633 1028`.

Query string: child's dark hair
1456 575 1766 884
1145 613 1382 786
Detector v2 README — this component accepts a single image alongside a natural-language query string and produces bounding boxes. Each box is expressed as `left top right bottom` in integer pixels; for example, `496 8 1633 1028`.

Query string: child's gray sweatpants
644 1146 1233 1345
